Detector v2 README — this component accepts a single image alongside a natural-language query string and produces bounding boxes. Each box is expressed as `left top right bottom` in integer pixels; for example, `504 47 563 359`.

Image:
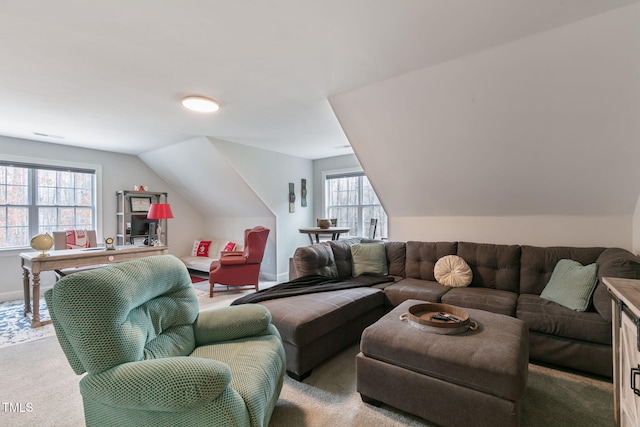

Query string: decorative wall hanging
289 182 296 213
301 179 307 207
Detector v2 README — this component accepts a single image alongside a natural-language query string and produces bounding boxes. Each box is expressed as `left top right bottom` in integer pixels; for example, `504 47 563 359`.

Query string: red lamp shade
147 203 174 220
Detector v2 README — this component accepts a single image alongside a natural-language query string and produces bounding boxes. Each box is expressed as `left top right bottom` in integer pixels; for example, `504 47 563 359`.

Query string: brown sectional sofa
271 238 640 380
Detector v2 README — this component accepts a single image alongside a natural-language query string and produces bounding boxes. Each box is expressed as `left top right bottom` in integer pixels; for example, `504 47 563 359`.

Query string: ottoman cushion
361 299 528 401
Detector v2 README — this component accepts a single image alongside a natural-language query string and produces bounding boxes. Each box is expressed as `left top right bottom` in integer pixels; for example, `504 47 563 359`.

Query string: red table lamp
147 203 174 246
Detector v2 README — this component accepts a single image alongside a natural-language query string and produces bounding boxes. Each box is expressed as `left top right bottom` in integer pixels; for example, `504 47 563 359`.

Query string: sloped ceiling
0 1 638 159
139 137 272 217
330 4 640 217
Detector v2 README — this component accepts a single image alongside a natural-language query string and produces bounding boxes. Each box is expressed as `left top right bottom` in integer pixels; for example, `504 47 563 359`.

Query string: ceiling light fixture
181 96 220 113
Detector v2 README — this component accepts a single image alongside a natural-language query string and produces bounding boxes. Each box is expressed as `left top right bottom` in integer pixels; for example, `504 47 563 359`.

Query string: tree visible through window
325 172 387 238
0 162 96 249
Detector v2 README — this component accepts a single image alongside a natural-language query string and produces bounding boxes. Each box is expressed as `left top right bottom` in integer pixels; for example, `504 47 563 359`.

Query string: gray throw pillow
540 259 598 311
351 242 388 277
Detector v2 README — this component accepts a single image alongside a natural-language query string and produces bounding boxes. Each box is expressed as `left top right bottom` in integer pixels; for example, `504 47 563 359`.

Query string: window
325 171 388 238
0 161 96 249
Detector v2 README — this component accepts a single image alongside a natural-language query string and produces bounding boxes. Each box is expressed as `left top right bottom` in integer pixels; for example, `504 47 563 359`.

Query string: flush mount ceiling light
181 96 220 113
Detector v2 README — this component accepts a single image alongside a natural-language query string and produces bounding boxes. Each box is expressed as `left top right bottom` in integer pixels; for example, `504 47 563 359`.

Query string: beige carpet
1 286 616 426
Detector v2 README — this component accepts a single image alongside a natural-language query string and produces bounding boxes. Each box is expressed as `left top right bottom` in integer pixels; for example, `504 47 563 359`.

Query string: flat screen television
130 214 157 243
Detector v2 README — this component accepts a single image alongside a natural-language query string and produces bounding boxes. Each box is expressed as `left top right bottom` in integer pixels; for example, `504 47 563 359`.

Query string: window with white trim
325 171 388 239
0 161 96 249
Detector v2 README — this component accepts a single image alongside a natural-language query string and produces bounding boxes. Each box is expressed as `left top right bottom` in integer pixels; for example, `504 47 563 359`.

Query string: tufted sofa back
405 241 457 281
519 245 605 295
45 255 199 375
457 242 521 292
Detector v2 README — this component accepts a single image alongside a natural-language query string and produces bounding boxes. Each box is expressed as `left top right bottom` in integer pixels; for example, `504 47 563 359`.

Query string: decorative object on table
30 233 54 256
129 195 152 212
146 203 174 246
399 302 477 335
105 237 115 250
301 179 307 207
289 182 295 213
133 185 147 191
317 219 331 229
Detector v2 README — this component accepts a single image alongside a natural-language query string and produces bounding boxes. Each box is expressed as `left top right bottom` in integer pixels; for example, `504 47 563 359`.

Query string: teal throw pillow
351 242 388 277
540 259 598 311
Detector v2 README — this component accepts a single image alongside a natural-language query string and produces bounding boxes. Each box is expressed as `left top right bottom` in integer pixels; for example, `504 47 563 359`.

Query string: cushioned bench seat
259 287 385 380
441 287 518 317
383 278 449 306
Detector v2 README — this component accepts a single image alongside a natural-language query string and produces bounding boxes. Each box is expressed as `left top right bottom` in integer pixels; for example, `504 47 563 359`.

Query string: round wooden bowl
399 302 477 335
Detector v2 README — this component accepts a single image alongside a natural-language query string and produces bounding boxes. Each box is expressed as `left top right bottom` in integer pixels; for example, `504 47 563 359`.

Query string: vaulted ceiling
1 0 637 160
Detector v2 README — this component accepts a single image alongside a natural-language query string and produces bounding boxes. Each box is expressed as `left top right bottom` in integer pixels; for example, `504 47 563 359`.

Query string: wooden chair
369 219 378 239
52 230 99 279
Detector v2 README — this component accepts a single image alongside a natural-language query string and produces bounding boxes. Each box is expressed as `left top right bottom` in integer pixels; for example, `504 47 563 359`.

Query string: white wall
0 136 204 301
330 4 640 249
392 215 632 250
213 139 313 281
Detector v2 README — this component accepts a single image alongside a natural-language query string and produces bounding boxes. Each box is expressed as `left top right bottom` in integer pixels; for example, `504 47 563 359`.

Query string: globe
30 233 54 256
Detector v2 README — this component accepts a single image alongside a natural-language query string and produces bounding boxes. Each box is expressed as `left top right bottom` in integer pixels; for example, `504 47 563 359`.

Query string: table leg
307 234 314 245
31 272 41 327
23 267 31 315
315 234 320 244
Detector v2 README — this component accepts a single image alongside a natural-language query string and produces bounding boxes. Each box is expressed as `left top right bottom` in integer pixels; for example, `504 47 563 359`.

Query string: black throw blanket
231 274 394 305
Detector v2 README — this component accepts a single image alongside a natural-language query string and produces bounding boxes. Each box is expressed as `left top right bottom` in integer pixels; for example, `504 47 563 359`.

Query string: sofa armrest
219 252 247 266
79 357 231 411
194 305 272 344
594 248 640 321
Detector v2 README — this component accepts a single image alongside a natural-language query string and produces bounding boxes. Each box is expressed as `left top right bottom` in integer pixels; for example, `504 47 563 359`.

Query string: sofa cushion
593 248 640 321
351 242 388 277
434 255 472 287
292 243 339 278
457 242 521 292
540 259 598 312
405 241 457 281
516 294 611 345
520 245 605 295
257 287 383 347
383 278 451 307
328 238 363 279
441 287 518 317
384 241 407 277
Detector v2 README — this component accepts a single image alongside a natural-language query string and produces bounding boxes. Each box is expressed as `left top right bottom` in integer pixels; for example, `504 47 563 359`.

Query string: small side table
298 227 350 244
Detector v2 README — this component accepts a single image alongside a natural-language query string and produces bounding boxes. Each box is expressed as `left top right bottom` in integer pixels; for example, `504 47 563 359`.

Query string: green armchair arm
194 304 272 345
79 357 231 411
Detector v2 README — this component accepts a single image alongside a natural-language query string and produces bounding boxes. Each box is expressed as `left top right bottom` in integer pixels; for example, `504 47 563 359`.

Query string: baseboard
0 284 54 304
259 272 278 282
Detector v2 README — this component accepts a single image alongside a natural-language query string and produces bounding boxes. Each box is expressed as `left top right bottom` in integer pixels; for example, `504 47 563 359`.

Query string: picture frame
129 196 152 212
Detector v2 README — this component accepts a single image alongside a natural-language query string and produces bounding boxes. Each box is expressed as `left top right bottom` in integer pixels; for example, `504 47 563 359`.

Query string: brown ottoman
259 287 385 381
357 299 529 427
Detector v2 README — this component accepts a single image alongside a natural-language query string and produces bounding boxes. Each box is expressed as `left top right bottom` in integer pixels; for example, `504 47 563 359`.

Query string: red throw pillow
196 240 212 257
223 241 237 252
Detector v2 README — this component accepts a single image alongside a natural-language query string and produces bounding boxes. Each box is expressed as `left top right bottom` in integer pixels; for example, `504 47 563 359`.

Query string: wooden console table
298 227 350 244
20 245 169 328
603 277 640 426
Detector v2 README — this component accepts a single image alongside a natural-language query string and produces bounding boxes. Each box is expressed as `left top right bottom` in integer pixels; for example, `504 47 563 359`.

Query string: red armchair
209 226 270 297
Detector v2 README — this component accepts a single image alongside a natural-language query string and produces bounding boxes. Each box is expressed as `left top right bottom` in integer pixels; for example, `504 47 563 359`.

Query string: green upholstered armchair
44 254 285 427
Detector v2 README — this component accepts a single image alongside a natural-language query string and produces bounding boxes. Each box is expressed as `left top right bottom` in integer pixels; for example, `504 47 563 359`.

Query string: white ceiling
0 0 638 159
